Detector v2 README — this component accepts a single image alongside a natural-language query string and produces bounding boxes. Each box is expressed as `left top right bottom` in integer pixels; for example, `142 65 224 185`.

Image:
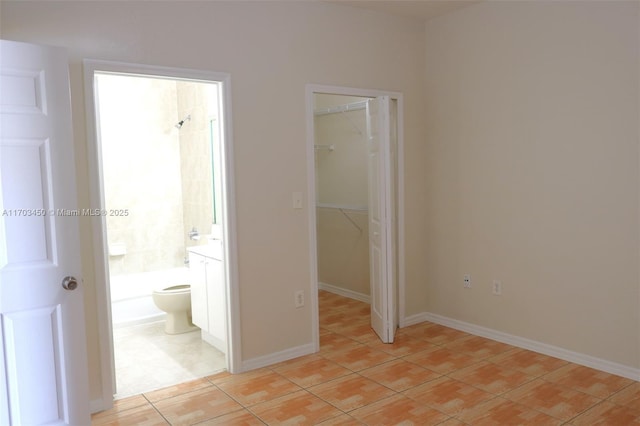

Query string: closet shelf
314 100 366 135
313 100 367 116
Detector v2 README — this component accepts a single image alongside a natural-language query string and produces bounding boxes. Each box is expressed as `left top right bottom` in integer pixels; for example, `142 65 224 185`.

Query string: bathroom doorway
84 61 239 407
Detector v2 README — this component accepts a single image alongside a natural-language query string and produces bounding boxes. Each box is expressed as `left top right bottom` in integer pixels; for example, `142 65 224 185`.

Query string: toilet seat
154 284 190 294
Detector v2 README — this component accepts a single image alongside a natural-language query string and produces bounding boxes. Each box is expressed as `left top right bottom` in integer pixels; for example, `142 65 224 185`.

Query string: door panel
1 139 53 265
4 306 65 425
0 39 90 425
366 96 395 343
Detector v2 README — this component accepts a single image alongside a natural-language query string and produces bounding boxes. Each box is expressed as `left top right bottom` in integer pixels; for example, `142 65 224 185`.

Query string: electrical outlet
492 280 502 296
294 290 304 308
463 274 471 289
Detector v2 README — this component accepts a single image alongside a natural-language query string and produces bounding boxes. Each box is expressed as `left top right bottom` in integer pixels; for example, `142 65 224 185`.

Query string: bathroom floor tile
215 369 301 406
349 394 451 425
308 374 396 412
543 364 634 399
403 376 495 416
113 321 225 399
250 390 343 425
358 359 441 392
503 378 600 421
404 346 481 374
487 348 569 377
449 361 534 395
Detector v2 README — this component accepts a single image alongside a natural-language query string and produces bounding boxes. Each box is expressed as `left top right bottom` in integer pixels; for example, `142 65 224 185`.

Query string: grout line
96 297 636 425
143 394 172 426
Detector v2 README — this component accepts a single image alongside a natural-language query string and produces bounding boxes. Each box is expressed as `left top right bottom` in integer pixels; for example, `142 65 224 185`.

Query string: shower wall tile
98 74 186 276
176 81 216 249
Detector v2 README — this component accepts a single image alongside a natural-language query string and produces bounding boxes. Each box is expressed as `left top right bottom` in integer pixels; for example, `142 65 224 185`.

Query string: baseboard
241 343 316 372
318 282 370 304
201 330 226 354
401 312 430 328
405 312 640 381
90 397 108 414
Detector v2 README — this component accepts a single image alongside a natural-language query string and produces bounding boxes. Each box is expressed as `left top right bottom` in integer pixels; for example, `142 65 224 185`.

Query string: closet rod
316 203 367 212
317 203 367 233
314 100 368 116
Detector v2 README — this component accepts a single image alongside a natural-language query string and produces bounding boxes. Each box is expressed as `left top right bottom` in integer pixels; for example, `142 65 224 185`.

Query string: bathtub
110 267 190 328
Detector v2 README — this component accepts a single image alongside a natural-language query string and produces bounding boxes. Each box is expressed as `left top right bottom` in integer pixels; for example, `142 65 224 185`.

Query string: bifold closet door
365 96 396 344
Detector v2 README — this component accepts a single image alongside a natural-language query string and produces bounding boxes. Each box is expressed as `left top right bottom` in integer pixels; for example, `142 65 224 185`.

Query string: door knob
62 276 78 291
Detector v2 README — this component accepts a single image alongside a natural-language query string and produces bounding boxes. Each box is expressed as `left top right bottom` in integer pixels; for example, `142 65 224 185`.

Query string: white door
366 96 396 343
0 40 90 425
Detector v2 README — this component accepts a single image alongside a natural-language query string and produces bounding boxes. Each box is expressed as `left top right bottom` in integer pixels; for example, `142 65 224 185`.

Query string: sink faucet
188 227 200 241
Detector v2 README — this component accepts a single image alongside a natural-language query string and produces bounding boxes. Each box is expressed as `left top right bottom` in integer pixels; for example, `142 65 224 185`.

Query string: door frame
305 84 405 350
83 60 241 411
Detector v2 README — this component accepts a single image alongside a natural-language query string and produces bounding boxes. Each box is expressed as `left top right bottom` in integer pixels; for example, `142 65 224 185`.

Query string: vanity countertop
187 242 223 260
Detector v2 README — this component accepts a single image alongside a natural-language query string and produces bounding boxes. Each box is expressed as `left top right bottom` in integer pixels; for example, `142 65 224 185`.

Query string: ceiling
328 0 480 22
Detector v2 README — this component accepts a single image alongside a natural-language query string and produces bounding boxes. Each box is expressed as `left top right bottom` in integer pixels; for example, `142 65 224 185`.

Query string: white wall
315 94 370 297
0 1 427 401
423 1 639 369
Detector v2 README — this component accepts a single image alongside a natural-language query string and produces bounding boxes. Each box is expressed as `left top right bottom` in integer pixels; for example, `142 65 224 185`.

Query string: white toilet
152 284 198 334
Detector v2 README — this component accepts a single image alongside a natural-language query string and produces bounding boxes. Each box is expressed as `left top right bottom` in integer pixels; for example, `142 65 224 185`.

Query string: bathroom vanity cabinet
188 245 226 353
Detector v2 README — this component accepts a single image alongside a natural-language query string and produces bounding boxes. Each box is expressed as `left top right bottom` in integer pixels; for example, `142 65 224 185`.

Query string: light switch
292 192 303 209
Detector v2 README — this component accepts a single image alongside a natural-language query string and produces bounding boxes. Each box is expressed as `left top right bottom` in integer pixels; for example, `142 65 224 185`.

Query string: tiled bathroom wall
99 75 186 275
175 82 217 249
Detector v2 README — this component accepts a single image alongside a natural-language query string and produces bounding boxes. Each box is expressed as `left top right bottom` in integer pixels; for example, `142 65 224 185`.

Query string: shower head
175 114 191 129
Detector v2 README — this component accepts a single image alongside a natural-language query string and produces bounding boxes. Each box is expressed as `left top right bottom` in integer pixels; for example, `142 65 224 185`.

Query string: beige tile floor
93 291 640 425
113 321 226 398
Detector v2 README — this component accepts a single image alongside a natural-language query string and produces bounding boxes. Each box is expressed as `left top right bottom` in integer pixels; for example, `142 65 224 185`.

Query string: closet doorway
306 86 404 347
